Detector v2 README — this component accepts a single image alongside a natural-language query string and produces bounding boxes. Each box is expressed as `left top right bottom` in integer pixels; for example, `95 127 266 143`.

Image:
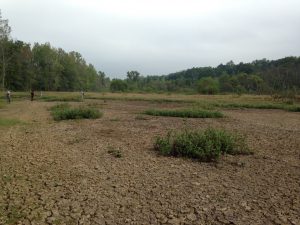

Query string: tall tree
0 10 11 91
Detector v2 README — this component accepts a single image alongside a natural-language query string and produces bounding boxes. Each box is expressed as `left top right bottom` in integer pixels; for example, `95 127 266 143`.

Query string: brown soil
0 100 299 225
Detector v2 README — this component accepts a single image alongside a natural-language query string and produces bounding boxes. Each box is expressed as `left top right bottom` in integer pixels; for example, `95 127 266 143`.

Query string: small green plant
154 128 251 162
144 109 224 118
107 146 122 158
50 103 102 121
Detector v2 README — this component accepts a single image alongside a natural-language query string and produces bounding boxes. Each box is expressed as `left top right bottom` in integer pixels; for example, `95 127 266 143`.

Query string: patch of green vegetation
86 95 194 104
154 128 252 162
6 205 27 225
50 103 102 121
107 146 122 158
144 109 224 118
213 102 300 112
0 118 24 127
40 96 82 102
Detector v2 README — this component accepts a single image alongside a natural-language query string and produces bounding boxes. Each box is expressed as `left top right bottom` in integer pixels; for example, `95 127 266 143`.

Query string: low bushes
50 103 102 121
144 109 224 118
154 128 251 161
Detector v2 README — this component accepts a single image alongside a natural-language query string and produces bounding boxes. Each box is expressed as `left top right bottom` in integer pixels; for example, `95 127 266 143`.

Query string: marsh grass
212 102 300 112
50 103 102 121
0 118 24 127
154 128 252 162
144 109 224 118
40 96 82 102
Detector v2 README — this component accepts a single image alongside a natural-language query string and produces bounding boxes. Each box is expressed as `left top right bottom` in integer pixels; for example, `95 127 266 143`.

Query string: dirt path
0 100 299 225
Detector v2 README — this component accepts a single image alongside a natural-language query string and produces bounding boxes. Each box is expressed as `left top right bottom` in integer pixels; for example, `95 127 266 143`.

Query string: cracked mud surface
0 100 299 225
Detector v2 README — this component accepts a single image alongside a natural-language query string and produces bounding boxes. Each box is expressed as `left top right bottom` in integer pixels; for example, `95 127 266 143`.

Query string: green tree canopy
197 77 219 94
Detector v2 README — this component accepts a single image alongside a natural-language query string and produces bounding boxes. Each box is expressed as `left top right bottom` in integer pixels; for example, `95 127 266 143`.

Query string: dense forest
1 10 299 94
119 57 300 94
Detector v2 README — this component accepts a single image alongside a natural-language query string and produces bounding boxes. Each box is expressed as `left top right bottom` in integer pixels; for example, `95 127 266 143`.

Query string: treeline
1 10 110 92
111 57 300 94
1 40 110 91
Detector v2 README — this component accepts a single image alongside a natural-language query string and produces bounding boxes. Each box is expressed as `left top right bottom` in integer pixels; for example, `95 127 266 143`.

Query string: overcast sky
1 0 300 78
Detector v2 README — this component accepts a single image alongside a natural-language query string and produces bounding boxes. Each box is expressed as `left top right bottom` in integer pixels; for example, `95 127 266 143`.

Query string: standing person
81 90 85 100
6 90 11 103
30 90 35 101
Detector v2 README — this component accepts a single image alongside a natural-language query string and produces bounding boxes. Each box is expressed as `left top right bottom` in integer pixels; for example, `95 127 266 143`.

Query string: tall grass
154 128 251 162
50 103 102 121
144 109 224 118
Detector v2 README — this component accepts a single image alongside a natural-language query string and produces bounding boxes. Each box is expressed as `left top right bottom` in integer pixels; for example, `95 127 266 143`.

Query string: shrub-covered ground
154 128 251 161
50 103 102 121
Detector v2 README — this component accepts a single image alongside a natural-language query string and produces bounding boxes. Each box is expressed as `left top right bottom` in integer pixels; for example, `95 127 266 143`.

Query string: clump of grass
144 109 224 118
154 128 251 162
50 103 102 121
213 102 300 112
0 118 24 127
107 146 122 158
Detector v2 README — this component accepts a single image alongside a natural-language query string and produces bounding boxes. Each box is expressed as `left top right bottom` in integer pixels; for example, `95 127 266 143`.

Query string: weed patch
154 128 251 162
107 146 122 158
213 102 300 112
0 118 24 127
144 109 224 118
50 103 102 121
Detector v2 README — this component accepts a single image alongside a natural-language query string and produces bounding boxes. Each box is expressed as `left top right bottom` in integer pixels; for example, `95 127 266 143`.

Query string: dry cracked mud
0 99 299 225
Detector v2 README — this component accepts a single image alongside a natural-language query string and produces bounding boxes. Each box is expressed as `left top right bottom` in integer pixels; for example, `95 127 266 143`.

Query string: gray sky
1 0 300 78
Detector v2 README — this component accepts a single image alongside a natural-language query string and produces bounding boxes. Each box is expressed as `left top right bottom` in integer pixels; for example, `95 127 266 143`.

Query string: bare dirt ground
0 99 299 225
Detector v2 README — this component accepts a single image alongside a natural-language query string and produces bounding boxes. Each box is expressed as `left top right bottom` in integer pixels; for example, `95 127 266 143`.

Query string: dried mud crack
0 100 299 225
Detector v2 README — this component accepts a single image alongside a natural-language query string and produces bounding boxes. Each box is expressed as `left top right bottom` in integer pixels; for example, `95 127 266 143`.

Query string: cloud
1 0 300 77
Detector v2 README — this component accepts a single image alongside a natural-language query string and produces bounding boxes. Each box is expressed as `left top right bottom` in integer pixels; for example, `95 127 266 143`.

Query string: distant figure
40 91 43 97
6 90 11 103
30 90 35 101
81 90 85 100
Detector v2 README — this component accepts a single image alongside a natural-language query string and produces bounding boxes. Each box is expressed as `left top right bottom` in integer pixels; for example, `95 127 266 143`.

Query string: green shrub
144 109 224 118
154 128 251 162
110 79 128 92
50 104 102 121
